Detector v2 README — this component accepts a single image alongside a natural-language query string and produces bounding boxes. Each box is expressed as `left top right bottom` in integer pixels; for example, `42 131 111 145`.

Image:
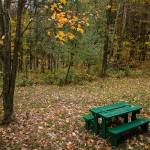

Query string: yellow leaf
145 42 150 46
57 14 61 19
0 127 3 132
55 34 59 38
60 0 66 4
145 145 149 149
106 5 111 9
85 18 89 22
86 23 90 26
51 3 56 11
78 24 81 28
67 15 71 19
59 5 63 9
30 18 33 22
64 18 68 23
2 35 5 40
58 36 65 41
51 12 56 19
71 26 76 30
67 32 75 39
60 12 65 17
0 40 3 45
47 31 51 36
58 31 65 37
72 16 78 21
57 23 63 28
45 5 48 9
77 28 84 34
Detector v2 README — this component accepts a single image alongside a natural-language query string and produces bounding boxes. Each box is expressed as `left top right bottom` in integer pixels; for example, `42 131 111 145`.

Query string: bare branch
21 2 37 37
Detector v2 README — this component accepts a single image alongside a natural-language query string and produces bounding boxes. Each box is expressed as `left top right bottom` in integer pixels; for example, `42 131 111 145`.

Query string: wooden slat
83 114 94 120
89 102 129 114
99 106 141 118
108 118 150 135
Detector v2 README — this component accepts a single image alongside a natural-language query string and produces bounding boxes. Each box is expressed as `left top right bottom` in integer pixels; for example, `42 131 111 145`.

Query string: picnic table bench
83 102 150 146
108 117 150 146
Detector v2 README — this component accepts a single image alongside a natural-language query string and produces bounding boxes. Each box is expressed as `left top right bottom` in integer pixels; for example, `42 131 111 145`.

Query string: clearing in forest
0 77 150 149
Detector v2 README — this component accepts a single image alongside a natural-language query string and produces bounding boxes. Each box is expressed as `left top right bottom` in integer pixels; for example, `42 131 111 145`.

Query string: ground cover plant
0 77 150 150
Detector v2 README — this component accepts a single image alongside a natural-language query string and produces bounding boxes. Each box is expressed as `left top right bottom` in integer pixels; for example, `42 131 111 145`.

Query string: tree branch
0 0 4 34
21 2 37 37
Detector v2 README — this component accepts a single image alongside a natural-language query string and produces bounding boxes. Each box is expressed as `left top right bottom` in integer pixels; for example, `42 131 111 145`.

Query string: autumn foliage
47 0 89 42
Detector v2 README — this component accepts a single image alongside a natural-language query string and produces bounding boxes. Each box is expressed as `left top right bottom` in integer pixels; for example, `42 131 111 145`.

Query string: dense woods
0 0 150 122
0 0 150 149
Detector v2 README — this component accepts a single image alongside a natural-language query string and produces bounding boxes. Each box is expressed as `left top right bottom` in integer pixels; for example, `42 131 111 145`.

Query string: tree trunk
19 41 23 72
139 3 149 62
2 0 26 124
48 54 53 72
0 0 5 62
29 45 33 70
65 53 74 84
35 50 39 70
2 0 13 124
101 0 112 77
109 3 121 62
116 4 127 62
53 55 56 74
41 59 45 73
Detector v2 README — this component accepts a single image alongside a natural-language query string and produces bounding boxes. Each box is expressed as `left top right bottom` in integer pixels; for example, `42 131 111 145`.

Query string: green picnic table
89 102 133 137
83 102 150 146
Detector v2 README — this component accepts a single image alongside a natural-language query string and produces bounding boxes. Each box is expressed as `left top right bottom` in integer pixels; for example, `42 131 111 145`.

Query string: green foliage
0 71 3 86
116 70 126 78
16 76 33 87
9 0 150 88
107 66 133 78
124 67 133 77
90 66 101 77
42 71 55 85
68 69 82 84
11 143 22 150
57 72 66 86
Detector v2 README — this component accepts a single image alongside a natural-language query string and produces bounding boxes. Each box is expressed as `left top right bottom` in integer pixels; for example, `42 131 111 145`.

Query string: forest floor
0 77 150 150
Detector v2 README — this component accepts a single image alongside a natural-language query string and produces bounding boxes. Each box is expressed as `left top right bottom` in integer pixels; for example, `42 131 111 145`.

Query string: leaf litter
0 77 150 149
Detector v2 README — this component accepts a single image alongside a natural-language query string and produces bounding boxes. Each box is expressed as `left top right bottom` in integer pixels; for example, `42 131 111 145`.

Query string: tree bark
2 0 13 124
109 3 121 63
2 0 26 124
65 52 74 84
116 4 127 62
101 0 112 77
0 0 5 61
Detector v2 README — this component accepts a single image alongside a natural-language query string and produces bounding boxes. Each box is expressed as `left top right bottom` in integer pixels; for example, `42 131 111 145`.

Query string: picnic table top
89 102 129 114
99 105 142 119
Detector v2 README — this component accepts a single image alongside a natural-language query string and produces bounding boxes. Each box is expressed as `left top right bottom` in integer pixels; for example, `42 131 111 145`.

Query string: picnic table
83 102 150 146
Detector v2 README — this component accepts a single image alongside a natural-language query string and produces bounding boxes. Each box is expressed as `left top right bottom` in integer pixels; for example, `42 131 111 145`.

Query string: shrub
42 71 55 85
57 72 66 86
90 66 100 77
16 76 33 87
83 73 96 81
124 66 133 77
69 69 82 84
116 70 125 78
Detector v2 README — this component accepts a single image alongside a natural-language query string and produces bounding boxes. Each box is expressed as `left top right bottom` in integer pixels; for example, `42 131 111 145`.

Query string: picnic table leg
112 134 119 146
141 123 148 132
131 112 136 121
93 114 98 135
123 114 128 123
101 117 107 139
131 110 140 121
115 116 119 121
